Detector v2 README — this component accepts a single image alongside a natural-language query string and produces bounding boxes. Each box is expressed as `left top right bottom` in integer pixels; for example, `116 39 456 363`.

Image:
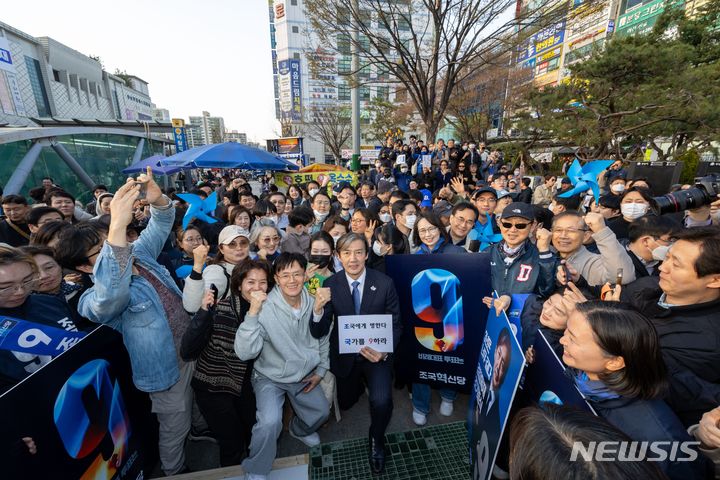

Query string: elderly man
552 211 636 287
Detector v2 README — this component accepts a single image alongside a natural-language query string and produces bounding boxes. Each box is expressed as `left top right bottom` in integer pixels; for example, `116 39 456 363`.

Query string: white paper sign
395 154 406 166
338 314 394 354
421 154 432 169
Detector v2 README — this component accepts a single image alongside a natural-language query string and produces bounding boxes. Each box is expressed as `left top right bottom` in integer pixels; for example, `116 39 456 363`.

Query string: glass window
338 83 350 101
24 56 51 117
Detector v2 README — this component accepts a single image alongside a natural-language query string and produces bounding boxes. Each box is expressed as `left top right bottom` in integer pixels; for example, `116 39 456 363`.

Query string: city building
268 0 433 163
153 107 171 122
0 20 171 201
225 129 248 144
188 111 226 146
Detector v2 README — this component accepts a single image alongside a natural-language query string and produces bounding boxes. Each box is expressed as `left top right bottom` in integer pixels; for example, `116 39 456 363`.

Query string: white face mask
621 203 649 220
313 209 329 222
611 184 626 193
379 213 392 223
404 214 417 229
400 167 408 173
332 235 342 245
372 241 386 256
309 188 320 197
469 144 476 150
652 244 671 262
514 170 520 176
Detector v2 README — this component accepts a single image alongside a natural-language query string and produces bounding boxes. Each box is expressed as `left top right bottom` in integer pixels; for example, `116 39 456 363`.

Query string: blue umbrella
161 142 299 171
122 155 184 175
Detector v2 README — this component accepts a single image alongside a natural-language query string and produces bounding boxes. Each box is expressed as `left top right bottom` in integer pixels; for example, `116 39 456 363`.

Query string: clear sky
1 0 279 143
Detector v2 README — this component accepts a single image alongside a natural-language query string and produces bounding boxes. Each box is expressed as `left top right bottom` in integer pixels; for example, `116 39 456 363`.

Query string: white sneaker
440 399 454 417
243 473 267 480
412 409 427 426
290 430 321 447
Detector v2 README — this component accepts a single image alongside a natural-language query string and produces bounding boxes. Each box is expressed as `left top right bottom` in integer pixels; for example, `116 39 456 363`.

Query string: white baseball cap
218 225 250 245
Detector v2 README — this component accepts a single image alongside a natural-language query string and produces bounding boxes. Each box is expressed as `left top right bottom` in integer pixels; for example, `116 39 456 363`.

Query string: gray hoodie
234 285 329 383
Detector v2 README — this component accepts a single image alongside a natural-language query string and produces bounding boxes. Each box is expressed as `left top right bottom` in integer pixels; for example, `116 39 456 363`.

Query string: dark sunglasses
501 221 529 230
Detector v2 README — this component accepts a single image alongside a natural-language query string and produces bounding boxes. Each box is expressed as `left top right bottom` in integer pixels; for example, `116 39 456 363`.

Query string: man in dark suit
310 232 402 474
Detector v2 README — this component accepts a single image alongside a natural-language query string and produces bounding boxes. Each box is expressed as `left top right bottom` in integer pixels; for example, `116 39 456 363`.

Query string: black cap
501 202 535 221
472 186 498 199
560 177 572 184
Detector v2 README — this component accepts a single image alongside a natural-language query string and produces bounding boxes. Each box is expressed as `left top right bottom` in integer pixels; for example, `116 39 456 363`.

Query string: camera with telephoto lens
653 174 720 215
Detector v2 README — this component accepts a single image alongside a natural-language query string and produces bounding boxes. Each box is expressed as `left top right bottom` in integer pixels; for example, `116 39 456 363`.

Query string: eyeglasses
183 236 203 243
418 226 439 236
225 239 249 249
261 236 281 244
277 272 304 281
0 276 39 296
501 222 529 230
551 227 588 235
87 249 102 261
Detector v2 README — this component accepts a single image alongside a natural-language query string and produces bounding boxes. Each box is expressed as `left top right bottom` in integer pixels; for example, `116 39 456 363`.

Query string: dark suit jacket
309 268 402 378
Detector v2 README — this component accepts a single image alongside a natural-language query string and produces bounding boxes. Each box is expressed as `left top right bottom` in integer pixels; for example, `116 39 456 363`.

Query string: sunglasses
501 221 530 230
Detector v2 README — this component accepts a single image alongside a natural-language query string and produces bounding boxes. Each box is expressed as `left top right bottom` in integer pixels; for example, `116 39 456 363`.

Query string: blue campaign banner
523 329 595 414
1 326 156 480
385 254 492 393
491 292 529 344
0 316 86 356
469 306 526 480
172 127 188 153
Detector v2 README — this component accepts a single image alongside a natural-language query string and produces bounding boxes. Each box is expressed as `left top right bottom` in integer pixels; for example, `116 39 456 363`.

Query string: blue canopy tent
160 142 300 171
122 155 185 175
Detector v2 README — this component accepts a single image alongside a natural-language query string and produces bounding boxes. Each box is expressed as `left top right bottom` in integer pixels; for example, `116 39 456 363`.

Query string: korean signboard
616 0 684 37
278 59 303 122
517 20 566 64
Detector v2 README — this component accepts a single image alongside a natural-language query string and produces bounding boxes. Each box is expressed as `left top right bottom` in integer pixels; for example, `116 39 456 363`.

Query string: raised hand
535 227 552 252
583 211 605 233
192 244 210 271
135 166 166 207
314 287 332 314
248 290 268 315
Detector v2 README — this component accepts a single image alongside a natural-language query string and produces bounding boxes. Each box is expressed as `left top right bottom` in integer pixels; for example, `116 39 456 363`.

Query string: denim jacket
78 198 181 393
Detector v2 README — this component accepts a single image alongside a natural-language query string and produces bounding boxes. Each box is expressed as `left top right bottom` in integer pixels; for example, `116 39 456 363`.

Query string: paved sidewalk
153 386 470 477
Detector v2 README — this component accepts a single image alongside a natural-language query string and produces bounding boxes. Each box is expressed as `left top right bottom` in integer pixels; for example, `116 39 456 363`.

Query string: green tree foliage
514 0 720 162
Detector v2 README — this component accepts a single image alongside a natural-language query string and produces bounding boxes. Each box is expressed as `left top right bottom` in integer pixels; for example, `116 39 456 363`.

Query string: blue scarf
573 370 620 402
416 237 445 254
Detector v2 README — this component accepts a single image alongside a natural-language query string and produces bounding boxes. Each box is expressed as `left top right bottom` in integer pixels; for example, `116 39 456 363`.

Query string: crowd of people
1 135 720 479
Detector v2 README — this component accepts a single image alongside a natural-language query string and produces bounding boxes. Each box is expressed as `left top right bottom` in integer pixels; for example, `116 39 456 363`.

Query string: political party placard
385 254 492 393
273 170 358 189
1 326 156 480
523 329 595 414
469 307 526 480
338 314 393 354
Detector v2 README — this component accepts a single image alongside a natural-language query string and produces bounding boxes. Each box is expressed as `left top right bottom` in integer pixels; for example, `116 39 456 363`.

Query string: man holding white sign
310 232 401 474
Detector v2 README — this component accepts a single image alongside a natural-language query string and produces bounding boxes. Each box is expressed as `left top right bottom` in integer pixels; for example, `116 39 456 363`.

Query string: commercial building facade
268 0 433 162
0 21 170 200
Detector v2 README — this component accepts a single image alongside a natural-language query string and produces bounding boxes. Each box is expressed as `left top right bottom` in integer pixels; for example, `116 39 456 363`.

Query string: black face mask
308 254 332 269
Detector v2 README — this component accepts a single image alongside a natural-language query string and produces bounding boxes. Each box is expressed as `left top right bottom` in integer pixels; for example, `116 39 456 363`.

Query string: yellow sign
274 171 358 189
171 118 185 128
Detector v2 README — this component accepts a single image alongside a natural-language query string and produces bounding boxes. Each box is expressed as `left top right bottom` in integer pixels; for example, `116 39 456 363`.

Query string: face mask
400 167 408 173
404 214 417 229
379 213 392 223
309 188 320 197
652 244 671 262
621 203 649 220
462 146 468 151
308 254 332 269
469 144 476 149
313 209 329 222
514 170 520 176
611 184 626 193
372 241 386 257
